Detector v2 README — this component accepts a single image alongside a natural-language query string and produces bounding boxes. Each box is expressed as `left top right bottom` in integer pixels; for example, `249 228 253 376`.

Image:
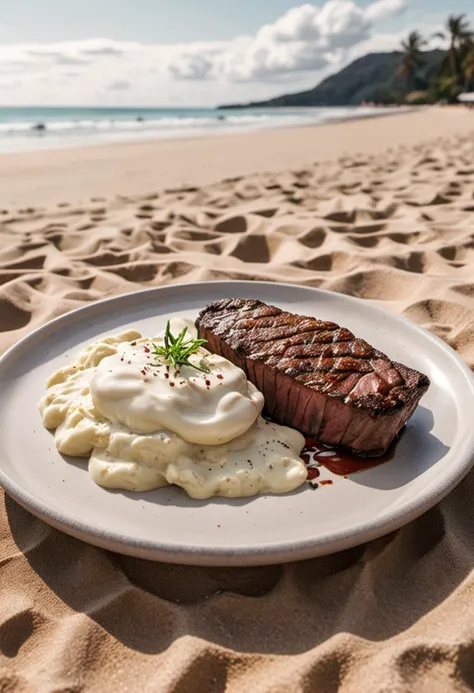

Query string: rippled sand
1 110 474 692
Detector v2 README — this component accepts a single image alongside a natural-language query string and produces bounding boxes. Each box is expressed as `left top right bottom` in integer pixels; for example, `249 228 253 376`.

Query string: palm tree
434 14 473 82
398 31 426 93
463 41 474 89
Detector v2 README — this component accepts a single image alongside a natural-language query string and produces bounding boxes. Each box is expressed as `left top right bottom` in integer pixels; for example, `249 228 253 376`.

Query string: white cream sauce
91 339 263 445
39 321 307 499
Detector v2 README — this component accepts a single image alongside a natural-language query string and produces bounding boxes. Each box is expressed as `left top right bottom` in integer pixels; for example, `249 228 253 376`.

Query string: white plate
0 281 473 566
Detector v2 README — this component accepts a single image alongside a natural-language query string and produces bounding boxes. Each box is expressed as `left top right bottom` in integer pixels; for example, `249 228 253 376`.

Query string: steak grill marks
196 298 430 456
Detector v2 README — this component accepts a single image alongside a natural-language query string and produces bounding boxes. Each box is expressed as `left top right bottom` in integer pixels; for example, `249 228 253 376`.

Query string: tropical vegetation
397 31 426 94
399 13 474 103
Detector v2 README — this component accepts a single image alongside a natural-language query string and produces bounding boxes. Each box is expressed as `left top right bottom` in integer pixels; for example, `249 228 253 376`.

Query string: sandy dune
1 110 474 692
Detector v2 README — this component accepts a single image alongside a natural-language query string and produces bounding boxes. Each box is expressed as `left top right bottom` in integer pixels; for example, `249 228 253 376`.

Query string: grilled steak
196 298 430 456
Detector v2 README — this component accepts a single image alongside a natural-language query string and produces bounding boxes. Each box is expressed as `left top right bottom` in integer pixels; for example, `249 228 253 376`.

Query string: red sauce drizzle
302 431 403 477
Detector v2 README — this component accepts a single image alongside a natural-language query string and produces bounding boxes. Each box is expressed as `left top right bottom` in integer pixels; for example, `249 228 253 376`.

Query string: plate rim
1 280 474 566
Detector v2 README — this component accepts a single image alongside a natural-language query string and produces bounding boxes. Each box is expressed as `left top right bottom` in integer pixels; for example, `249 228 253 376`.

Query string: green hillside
218 50 444 108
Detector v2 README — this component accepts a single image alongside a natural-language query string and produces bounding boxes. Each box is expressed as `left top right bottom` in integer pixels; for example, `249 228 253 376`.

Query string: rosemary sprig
152 321 210 373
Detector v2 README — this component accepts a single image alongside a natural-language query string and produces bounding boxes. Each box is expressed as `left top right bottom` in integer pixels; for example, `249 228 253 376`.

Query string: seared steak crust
196 298 430 456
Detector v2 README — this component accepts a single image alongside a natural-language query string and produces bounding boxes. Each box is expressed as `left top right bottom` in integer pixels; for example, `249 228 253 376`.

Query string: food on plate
39 318 307 499
196 299 430 456
90 320 263 446
39 295 431 500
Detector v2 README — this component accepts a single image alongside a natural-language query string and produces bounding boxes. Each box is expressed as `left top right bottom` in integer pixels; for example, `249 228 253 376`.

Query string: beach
0 107 470 208
1 107 474 692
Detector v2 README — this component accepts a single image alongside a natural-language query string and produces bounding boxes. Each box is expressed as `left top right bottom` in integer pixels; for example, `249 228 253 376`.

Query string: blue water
0 105 405 153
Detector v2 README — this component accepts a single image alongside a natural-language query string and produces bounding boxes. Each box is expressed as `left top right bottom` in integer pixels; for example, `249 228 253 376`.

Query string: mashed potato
39 320 307 499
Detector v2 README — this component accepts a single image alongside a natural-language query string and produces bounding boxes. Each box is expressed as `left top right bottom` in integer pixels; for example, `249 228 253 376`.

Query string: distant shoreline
0 105 409 155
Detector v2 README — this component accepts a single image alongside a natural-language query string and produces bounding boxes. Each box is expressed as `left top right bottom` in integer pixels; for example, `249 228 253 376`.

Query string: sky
0 0 472 107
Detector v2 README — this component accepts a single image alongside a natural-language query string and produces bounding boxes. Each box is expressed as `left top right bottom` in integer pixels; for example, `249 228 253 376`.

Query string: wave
0 112 304 136
0 106 410 153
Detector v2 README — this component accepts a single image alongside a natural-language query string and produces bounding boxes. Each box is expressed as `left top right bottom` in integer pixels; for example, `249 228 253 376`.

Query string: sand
0 107 473 208
1 108 474 692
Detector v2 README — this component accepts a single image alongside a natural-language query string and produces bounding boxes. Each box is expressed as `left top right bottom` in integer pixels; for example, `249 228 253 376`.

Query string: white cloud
166 43 227 80
0 0 435 106
167 0 407 82
82 45 124 57
107 79 131 91
364 0 406 22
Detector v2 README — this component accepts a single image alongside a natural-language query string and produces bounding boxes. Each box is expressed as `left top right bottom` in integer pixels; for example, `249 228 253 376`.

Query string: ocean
0 105 405 153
